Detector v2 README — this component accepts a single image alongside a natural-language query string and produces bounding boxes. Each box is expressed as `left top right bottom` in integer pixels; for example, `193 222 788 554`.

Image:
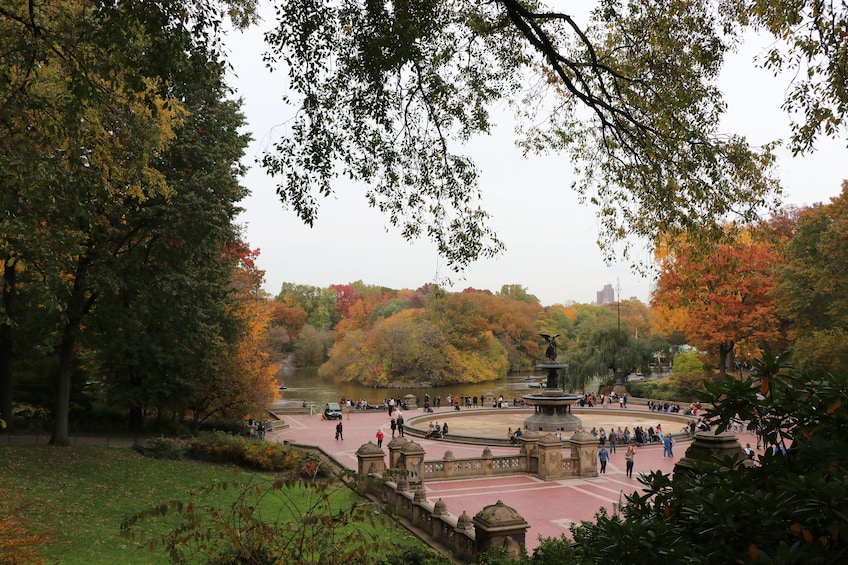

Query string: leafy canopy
254 0 848 270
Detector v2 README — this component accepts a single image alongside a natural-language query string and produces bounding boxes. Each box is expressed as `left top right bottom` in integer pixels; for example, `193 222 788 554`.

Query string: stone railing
357 429 599 486
353 431 599 563
421 450 524 480
355 472 528 563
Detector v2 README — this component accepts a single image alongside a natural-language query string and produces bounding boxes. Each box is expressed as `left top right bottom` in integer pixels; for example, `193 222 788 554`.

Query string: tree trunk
0 259 15 430
50 253 93 446
129 406 143 432
717 341 734 379
50 326 77 446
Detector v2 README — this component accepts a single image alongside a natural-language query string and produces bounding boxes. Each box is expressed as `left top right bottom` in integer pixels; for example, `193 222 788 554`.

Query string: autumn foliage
652 232 783 375
0 490 48 565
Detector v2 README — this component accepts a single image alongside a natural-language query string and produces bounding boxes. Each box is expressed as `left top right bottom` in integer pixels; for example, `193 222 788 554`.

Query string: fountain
522 334 582 432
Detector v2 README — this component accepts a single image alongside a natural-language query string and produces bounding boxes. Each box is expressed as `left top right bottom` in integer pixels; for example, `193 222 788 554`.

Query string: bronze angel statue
539 333 559 363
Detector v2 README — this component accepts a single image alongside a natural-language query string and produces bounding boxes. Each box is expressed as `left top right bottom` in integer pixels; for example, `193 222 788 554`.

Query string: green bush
134 437 186 460
626 381 676 400
198 417 250 436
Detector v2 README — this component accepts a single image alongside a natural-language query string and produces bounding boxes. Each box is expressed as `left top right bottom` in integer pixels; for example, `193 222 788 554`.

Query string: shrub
626 381 675 401
184 432 328 476
198 417 250 436
135 437 186 460
0 489 49 565
188 432 247 465
12 404 50 434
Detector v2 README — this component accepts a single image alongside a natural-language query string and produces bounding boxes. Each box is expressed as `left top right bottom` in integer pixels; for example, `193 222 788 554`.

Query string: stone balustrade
356 472 527 562
354 430 599 562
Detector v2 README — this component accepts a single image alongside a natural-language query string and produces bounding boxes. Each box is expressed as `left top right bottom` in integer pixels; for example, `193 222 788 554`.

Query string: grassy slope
1 445 422 564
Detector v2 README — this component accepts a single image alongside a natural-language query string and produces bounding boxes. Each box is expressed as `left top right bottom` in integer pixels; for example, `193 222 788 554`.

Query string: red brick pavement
269 407 763 551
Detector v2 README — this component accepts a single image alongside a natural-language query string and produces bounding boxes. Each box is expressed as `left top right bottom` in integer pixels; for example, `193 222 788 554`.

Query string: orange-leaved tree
652 231 784 377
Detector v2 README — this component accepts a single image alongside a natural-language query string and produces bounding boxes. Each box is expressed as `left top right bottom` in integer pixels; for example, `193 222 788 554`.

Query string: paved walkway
269 406 763 551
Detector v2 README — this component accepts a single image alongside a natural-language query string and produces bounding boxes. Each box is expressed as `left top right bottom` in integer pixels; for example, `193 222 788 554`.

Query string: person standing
376 429 384 448
663 434 674 458
625 445 635 477
390 418 397 438
608 429 617 454
397 414 405 436
598 445 609 474
335 421 343 441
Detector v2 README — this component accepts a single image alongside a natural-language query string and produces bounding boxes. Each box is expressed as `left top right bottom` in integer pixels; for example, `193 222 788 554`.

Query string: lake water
272 367 601 410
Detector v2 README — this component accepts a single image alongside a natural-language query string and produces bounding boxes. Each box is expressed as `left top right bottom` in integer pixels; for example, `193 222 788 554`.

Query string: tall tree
652 232 783 377
773 182 848 373
0 0 256 443
562 314 650 391
87 83 252 431
184 246 279 428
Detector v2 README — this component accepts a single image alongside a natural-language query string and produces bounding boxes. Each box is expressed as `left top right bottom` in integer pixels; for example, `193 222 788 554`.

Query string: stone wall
356 473 527 563
383 430 598 484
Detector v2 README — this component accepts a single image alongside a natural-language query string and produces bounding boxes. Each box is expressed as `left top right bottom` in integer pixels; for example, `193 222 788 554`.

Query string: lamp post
615 280 623 388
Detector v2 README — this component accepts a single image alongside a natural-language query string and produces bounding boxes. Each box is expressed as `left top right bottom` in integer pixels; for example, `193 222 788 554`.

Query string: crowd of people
330 390 746 479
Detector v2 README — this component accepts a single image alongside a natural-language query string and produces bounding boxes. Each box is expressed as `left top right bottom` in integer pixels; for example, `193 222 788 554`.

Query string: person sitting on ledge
442 422 449 435
510 427 523 445
427 422 443 439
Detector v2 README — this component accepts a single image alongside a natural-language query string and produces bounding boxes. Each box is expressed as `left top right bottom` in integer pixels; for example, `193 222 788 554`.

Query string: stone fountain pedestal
523 363 582 432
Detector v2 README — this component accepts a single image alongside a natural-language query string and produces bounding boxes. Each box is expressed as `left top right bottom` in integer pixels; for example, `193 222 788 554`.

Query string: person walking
625 445 635 477
376 429 384 448
335 421 343 441
598 445 609 474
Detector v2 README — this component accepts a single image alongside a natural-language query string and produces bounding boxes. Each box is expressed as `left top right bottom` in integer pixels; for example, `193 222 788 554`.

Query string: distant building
596 284 615 305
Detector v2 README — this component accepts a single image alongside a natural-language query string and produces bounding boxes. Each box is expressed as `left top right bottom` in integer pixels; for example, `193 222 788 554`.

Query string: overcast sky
224 3 845 307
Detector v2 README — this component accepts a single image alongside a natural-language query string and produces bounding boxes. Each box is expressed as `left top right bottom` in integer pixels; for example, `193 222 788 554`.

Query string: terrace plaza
268 403 763 552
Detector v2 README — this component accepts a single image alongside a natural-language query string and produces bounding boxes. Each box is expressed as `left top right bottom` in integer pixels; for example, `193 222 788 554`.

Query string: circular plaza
404 406 694 444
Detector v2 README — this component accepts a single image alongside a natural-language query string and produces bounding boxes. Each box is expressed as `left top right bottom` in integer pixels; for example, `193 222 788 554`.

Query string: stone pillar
569 429 599 477
481 446 494 476
387 437 409 469
355 442 386 476
455 510 477 562
433 498 449 539
443 450 456 478
473 500 529 558
412 487 428 526
674 431 753 476
519 431 541 474
403 394 418 409
483 392 495 407
535 433 564 480
399 440 426 486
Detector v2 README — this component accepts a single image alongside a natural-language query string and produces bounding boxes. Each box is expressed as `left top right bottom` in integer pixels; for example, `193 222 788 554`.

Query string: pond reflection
273 367 599 410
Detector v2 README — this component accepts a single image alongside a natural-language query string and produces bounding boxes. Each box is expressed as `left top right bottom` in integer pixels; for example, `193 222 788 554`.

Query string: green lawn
1 445 425 564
